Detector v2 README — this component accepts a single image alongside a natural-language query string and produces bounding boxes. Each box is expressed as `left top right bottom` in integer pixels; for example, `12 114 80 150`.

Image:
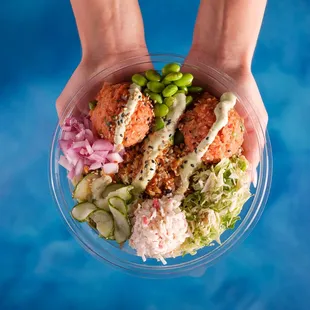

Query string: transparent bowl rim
49 53 273 277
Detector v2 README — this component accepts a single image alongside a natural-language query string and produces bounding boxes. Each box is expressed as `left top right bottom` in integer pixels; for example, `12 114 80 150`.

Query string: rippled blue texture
1 0 310 309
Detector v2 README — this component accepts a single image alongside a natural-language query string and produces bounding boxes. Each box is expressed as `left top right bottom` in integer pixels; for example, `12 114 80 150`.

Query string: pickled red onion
58 116 123 180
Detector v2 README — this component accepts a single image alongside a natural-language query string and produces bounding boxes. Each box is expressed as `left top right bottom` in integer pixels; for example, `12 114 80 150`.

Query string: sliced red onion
72 141 86 149
93 150 109 158
72 121 84 132
89 162 102 171
84 139 93 155
83 159 92 166
68 118 77 126
66 148 80 166
92 139 114 151
63 131 76 141
106 152 123 163
79 148 88 155
59 140 71 154
118 147 125 156
59 155 73 171
88 153 105 162
67 167 76 180
62 126 72 132
103 163 119 174
85 129 94 143
59 116 123 179
75 130 85 141
75 158 84 177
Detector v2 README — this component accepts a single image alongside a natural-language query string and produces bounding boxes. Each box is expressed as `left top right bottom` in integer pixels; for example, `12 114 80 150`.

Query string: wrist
187 44 252 78
71 0 147 66
81 44 148 69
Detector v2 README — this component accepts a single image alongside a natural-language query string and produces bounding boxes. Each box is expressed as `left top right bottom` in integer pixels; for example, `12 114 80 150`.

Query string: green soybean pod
145 70 161 82
174 73 194 87
179 86 188 94
132 74 147 87
164 72 183 82
162 63 181 75
154 103 169 117
143 88 151 95
162 84 178 97
147 81 165 93
164 96 176 108
162 79 171 85
153 117 165 131
186 95 193 105
148 91 163 104
188 86 203 93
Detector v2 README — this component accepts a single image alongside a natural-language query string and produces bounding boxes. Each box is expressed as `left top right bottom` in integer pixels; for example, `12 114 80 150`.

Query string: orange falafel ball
178 92 244 163
90 82 154 147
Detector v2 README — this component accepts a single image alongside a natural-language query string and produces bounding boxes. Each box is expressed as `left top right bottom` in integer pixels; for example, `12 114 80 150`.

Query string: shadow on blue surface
1 0 310 309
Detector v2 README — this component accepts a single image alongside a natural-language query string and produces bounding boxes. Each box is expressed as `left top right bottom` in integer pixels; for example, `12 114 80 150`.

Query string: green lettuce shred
179 156 252 255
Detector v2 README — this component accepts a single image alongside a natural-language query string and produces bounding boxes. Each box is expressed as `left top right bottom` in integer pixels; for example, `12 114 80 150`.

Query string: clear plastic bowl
49 54 272 277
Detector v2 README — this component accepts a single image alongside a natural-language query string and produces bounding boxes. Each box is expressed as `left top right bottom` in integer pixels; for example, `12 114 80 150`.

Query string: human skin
186 0 268 182
57 0 268 182
56 0 148 119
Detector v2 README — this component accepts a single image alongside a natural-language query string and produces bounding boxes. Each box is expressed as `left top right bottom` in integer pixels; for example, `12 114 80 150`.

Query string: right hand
186 50 268 182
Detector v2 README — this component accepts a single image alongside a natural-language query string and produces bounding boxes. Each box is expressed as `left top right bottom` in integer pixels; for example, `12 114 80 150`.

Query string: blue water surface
1 0 310 309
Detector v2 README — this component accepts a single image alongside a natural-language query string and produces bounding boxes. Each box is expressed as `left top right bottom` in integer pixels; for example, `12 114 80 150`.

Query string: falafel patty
178 92 244 163
90 82 154 147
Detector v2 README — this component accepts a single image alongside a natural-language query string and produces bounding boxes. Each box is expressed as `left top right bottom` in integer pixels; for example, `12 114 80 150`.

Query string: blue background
1 0 310 309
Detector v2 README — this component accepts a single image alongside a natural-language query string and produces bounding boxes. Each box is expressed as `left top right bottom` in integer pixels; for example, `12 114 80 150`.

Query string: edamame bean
154 103 169 117
186 95 193 105
162 85 178 97
145 70 161 82
89 100 98 110
153 117 165 131
164 97 176 107
143 88 150 95
148 91 163 104
164 72 183 82
132 74 147 87
147 81 165 93
162 79 171 85
188 86 203 93
174 73 194 87
179 86 188 94
176 89 186 94
162 63 181 75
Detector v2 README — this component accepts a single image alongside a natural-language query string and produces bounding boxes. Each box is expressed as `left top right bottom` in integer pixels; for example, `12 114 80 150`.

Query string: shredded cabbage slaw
178 156 251 255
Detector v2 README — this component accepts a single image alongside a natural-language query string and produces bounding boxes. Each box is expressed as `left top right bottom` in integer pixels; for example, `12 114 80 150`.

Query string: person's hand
56 49 148 118
186 51 267 184
56 0 148 118
186 0 268 183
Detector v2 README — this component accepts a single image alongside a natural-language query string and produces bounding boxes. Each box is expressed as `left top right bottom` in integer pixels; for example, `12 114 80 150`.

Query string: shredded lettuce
179 156 251 255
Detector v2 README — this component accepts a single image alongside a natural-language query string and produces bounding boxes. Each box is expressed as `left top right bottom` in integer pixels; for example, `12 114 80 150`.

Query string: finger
56 58 153 124
56 64 92 123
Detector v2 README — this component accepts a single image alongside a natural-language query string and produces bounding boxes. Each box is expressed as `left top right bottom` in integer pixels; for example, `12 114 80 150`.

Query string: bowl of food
50 54 272 277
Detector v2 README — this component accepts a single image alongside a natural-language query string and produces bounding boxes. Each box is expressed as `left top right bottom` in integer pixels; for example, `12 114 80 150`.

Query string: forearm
70 0 146 61
190 0 267 71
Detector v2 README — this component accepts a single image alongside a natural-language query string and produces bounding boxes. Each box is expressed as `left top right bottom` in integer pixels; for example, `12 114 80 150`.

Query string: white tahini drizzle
114 83 142 148
132 93 187 192
176 92 237 194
